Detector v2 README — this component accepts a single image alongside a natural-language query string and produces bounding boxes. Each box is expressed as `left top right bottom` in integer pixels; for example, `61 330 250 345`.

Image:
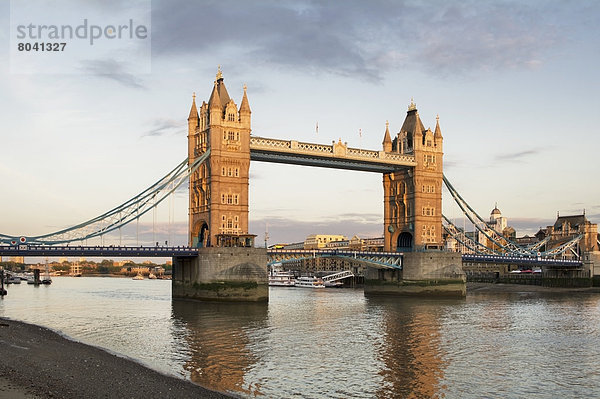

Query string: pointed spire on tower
188 92 199 120
382 120 392 152
239 84 251 114
208 80 221 111
434 114 442 139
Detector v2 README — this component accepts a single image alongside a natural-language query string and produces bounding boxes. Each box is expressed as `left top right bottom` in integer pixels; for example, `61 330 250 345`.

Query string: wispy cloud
142 118 184 137
79 59 145 89
150 0 585 81
494 149 539 162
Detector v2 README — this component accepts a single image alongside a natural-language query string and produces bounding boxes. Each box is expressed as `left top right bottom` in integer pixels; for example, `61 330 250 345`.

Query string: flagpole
359 128 362 149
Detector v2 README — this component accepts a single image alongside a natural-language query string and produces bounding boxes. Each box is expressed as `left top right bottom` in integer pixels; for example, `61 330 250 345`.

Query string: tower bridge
187 69 443 254
2 68 597 300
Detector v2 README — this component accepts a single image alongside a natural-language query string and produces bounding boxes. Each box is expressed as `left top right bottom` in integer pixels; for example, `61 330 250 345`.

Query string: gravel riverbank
0 317 236 399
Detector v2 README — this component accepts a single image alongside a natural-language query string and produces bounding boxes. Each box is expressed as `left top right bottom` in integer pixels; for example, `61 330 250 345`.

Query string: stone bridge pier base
173 247 269 302
364 251 466 298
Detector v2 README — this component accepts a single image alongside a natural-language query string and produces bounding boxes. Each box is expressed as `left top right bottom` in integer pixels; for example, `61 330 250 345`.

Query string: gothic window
221 194 226 204
234 168 239 177
228 131 236 141
228 113 235 122
427 140 432 147
223 132 227 140
222 167 226 176
227 218 233 229
233 194 239 205
235 132 239 141
227 194 233 204
228 168 232 177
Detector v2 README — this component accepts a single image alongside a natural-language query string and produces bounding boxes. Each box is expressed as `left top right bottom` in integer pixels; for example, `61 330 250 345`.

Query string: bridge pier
364 251 466 298
172 247 268 302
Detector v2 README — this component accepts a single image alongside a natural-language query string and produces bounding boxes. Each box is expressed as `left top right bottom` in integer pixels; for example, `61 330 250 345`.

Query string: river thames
1 277 600 398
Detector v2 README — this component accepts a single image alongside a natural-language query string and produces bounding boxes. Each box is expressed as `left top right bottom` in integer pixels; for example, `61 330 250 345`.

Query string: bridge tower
383 101 443 252
187 68 253 248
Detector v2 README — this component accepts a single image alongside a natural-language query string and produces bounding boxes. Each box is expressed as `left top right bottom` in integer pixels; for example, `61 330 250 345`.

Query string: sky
0 0 599 251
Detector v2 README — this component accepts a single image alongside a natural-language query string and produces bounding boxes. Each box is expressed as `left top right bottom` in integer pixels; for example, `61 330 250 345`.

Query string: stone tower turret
188 68 254 248
383 100 444 251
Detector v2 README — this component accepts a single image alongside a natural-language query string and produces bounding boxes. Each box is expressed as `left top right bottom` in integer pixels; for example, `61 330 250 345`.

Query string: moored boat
269 270 296 287
295 276 325 288
132 273 144 280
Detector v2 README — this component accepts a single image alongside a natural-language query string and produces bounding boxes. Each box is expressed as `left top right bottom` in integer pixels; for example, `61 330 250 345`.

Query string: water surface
1 277 600 398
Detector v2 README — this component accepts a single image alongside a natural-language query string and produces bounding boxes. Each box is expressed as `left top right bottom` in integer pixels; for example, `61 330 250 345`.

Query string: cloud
493 149 539 162
79 59 145 89
142 118 185 137
150 0 579 81
507 217 554 235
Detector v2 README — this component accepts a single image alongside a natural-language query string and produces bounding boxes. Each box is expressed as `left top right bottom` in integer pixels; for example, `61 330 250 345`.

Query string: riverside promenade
0 318 236 399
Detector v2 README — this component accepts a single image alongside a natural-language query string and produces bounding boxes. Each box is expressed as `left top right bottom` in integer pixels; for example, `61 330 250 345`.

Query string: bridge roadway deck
0 245 199 258
0 245 583 268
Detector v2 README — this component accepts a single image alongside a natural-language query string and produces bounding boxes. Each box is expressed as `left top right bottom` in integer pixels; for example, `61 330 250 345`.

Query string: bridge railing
0 244 199 257
462 254 582 267
267 249 403 257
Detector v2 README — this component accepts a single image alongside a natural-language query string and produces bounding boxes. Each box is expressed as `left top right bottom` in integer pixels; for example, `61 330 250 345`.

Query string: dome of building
491 204 501 216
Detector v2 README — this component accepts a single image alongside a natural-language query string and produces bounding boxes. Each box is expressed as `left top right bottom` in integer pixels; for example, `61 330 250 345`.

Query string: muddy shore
0 318 236 399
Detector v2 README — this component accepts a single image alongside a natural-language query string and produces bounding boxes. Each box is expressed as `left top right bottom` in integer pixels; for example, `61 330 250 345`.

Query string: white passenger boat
295 276 325 288
269 270 296 287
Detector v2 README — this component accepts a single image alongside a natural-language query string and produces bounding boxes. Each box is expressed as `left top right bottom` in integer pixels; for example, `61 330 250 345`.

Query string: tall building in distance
187 68 253 248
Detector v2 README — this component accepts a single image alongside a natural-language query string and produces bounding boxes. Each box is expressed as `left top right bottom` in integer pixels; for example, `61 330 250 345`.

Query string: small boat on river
132 273 144 280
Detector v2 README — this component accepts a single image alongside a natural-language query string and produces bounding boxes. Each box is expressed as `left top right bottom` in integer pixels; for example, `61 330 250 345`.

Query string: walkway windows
221 192 240 205
223 130 240 142
422 184 436 193
421 225 437 242
423 154 436 164
422 206 435 216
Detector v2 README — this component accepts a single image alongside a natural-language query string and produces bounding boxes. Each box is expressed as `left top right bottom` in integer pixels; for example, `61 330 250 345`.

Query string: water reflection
171 299 268 396
367 297 453 399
